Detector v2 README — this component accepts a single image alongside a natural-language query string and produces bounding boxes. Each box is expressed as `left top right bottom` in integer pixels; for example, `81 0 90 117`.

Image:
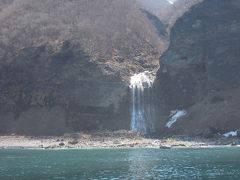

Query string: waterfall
130 71 156 134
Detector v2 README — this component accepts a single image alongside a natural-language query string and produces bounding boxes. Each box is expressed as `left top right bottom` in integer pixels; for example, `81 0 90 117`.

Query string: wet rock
51 145 58 149
59 142 65 146
113 140 120 145
159 145 172 149
172 144 186 147
68 140 78 145
44 146 51 149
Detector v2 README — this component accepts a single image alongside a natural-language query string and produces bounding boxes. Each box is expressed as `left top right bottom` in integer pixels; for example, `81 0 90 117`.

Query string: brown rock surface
0 0 164 135
2 0 238 137
155 0 240 135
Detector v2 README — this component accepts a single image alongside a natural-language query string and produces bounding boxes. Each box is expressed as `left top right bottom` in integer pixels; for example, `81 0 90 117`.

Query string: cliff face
0 42 132 135
139 0 203 27
0 0 165 135
155 0 240 136
2 0 239 136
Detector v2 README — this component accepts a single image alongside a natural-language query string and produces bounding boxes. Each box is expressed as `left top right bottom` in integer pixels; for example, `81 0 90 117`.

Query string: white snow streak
165 110 187 128
223 131 238 138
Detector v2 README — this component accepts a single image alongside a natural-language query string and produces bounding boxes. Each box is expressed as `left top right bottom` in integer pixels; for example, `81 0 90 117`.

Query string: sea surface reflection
0 148 240 179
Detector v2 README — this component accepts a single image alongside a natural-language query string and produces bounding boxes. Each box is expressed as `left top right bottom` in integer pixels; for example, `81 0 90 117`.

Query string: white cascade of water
130 71 156 134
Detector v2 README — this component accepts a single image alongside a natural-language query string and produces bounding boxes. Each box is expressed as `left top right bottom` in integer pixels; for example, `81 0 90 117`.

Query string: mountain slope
0 0 165 135
155 0 240 137
0 0 204 135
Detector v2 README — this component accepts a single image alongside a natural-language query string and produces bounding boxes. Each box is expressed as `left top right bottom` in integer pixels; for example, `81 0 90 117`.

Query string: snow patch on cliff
165 110 187 128
223 131 238 138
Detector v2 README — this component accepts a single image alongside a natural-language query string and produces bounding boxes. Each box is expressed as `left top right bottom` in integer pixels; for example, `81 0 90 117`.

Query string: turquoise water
0 148 240 179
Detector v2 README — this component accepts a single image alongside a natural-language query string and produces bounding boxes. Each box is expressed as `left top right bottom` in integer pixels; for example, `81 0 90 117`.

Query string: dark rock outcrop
155 0 240 135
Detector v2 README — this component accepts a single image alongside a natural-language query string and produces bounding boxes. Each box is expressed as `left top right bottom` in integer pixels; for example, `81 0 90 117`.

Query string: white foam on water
165 110 187 128
130 71 156 134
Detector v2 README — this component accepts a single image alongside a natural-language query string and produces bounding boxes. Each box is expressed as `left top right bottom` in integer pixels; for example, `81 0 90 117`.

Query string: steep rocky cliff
0 0 167 135
1 0 238 137
155 0 240 137
139 0 203 27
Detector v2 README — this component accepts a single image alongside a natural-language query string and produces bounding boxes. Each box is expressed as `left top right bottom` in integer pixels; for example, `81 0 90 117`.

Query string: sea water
0 147 240 179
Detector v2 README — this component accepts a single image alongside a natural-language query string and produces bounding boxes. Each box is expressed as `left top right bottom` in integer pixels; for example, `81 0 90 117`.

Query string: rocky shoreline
0 130 239 150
